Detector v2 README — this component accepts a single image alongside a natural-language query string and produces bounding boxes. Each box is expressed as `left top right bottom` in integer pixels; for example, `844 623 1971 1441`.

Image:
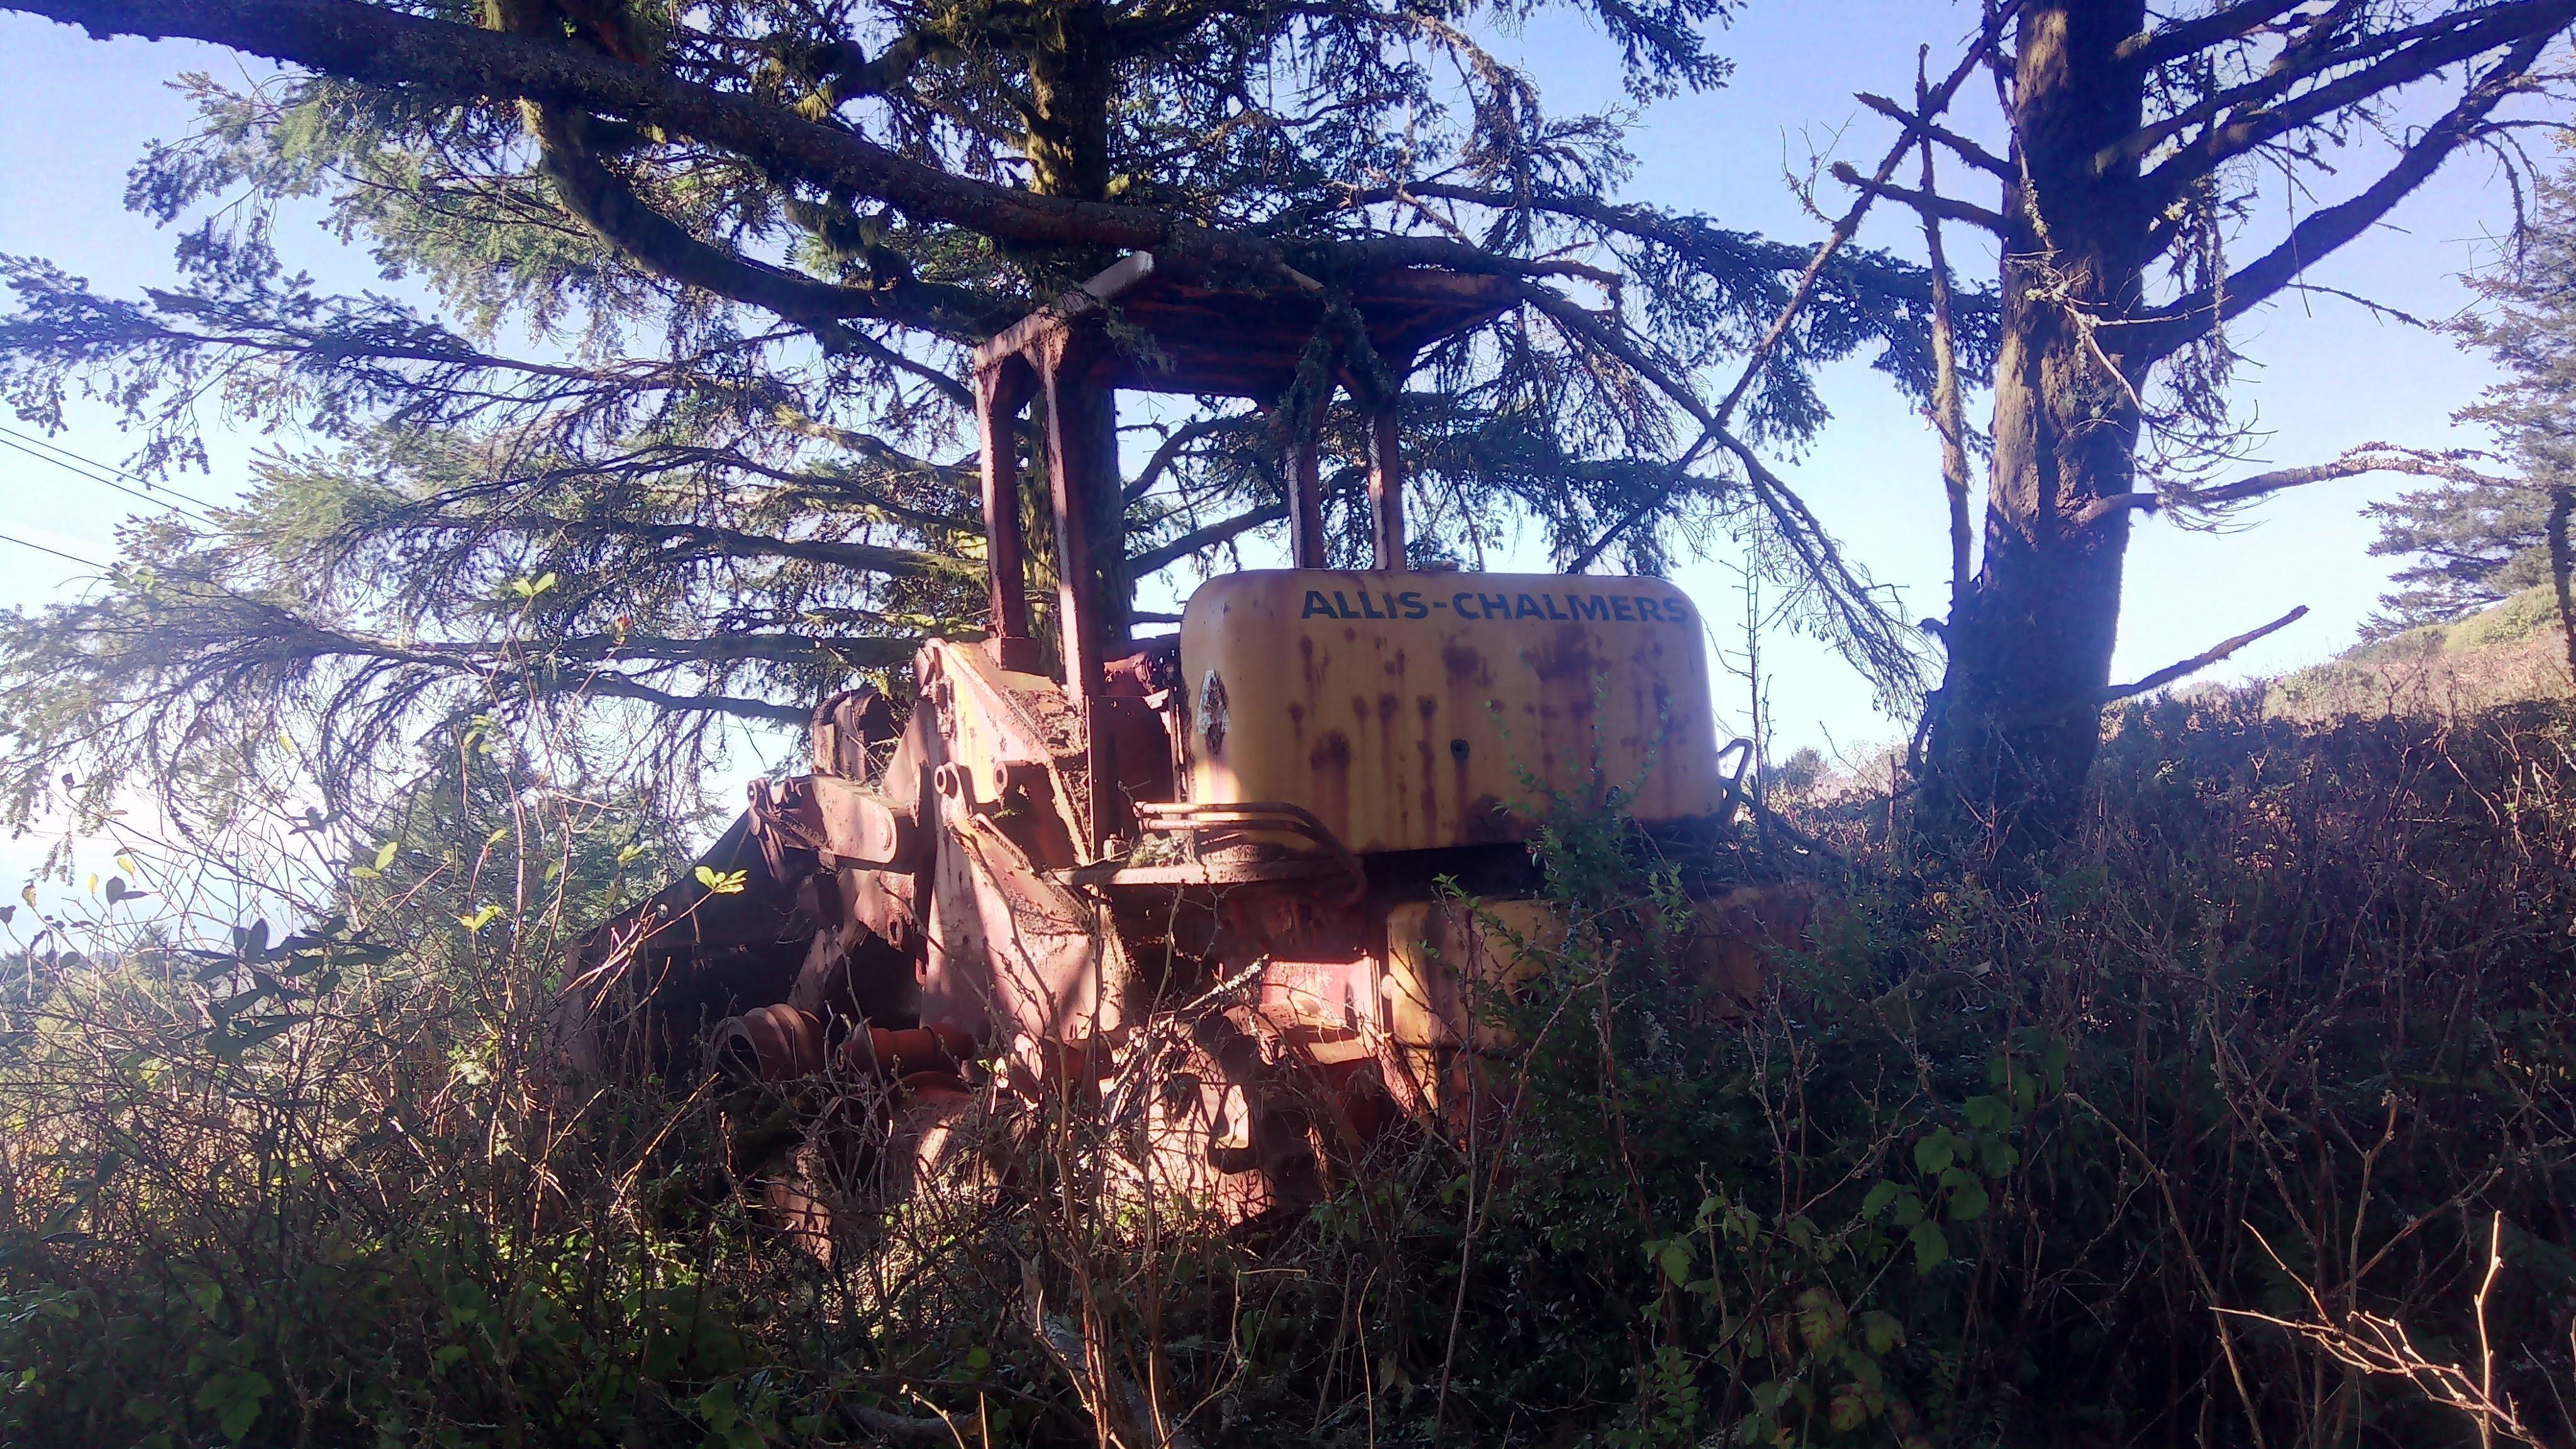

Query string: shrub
1 694 2570 1447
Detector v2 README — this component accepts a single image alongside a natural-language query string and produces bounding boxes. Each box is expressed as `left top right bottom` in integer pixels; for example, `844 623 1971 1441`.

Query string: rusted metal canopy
974 253 1519 397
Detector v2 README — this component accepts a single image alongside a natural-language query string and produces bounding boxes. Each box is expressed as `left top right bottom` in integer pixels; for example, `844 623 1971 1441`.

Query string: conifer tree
2368 158 2576 643
0 0 1966 831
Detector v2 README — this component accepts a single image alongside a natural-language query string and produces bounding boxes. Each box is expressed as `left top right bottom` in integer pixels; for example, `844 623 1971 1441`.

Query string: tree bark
1921 0 2149 858
1026 0 1132 654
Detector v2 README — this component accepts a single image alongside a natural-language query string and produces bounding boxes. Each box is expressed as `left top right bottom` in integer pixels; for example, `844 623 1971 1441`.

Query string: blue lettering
1400 591 1430 619
1611 595 1636 622
1479 592 1512 619
1543 594 1570 621
1453 592 1482 619
1572 594 1609 621
1302 591 1336 619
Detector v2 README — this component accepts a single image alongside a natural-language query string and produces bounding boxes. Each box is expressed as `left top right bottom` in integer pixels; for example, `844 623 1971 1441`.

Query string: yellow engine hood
1177 570 1726 853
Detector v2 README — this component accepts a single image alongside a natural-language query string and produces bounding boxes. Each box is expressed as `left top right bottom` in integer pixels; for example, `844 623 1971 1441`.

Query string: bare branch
2131 0 2572 199
1914 84 1975 625
1123 413 1257 504
2126 31 2555 364
1854 91 2014 179
1124 502 1287 575
2071 443 2514 526
1828 163 2011 235
2119 0 2312 68
2104 605 2308 702
1710 33 1994 430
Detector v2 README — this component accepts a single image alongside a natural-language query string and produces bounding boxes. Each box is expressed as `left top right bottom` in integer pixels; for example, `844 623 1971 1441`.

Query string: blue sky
0 0 2529 790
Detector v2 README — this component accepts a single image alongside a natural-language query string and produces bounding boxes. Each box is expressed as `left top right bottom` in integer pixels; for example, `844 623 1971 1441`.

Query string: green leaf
1861 1180 1901 1219
1858 1309 1906 1355
694 865 748 896
1657 1237 1692 1286
457 904 502 933
1793 1285 1845 1350
1913 1130 1955 1176
1948 1180 1991 1221
1908 1220 1948 1274
193 1369 269 1442
373 840 399 872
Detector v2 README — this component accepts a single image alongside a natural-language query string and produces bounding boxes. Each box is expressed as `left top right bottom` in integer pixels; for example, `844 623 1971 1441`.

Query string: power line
0 422 219 502
0 426 220 519
0 530 104 569
0 430 213 521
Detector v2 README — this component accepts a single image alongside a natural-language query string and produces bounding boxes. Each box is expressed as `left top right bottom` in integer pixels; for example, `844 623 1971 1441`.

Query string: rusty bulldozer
558 257 1801 1227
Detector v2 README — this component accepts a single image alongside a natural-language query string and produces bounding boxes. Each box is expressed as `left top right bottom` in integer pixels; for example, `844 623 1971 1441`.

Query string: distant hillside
2263 584 2575 721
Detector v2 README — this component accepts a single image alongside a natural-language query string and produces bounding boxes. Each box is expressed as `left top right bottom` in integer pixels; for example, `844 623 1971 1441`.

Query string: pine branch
1 0 1634 293
524 103 997 351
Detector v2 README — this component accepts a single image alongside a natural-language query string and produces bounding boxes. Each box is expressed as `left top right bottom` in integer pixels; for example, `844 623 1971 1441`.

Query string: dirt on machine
557 255 1803 1228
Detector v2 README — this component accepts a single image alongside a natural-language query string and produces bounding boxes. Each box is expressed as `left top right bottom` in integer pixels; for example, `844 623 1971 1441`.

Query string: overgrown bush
4 694 2573 1447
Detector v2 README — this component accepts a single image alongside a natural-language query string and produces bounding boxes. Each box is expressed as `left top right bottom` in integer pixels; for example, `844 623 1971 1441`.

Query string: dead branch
2128 28 2559 362
2104 605 2309 703
1708 32 1996 429
1829 164 2011 235
2119 0 2312 67
1855 91 2014 179
1028 1267 1206 1449
2221 1214 2548 1449
1914 56 1975 625
845 1403 977 1448
2070 444 2513 527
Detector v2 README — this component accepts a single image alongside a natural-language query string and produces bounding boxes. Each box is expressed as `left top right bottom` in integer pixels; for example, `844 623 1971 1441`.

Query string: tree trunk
1921 0 2149 860
1026 0 1132 655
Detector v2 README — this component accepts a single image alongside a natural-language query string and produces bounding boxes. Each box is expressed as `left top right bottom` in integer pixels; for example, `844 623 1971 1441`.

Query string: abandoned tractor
559 257 1790 1223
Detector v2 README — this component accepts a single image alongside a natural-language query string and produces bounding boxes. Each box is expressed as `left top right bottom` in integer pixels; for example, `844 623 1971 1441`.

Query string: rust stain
1307 729 1353 838
1463 791 1514 843
1375 691 1403 835
1448 735 1473 836
1415 696 1440 833
1441 640 1491 689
